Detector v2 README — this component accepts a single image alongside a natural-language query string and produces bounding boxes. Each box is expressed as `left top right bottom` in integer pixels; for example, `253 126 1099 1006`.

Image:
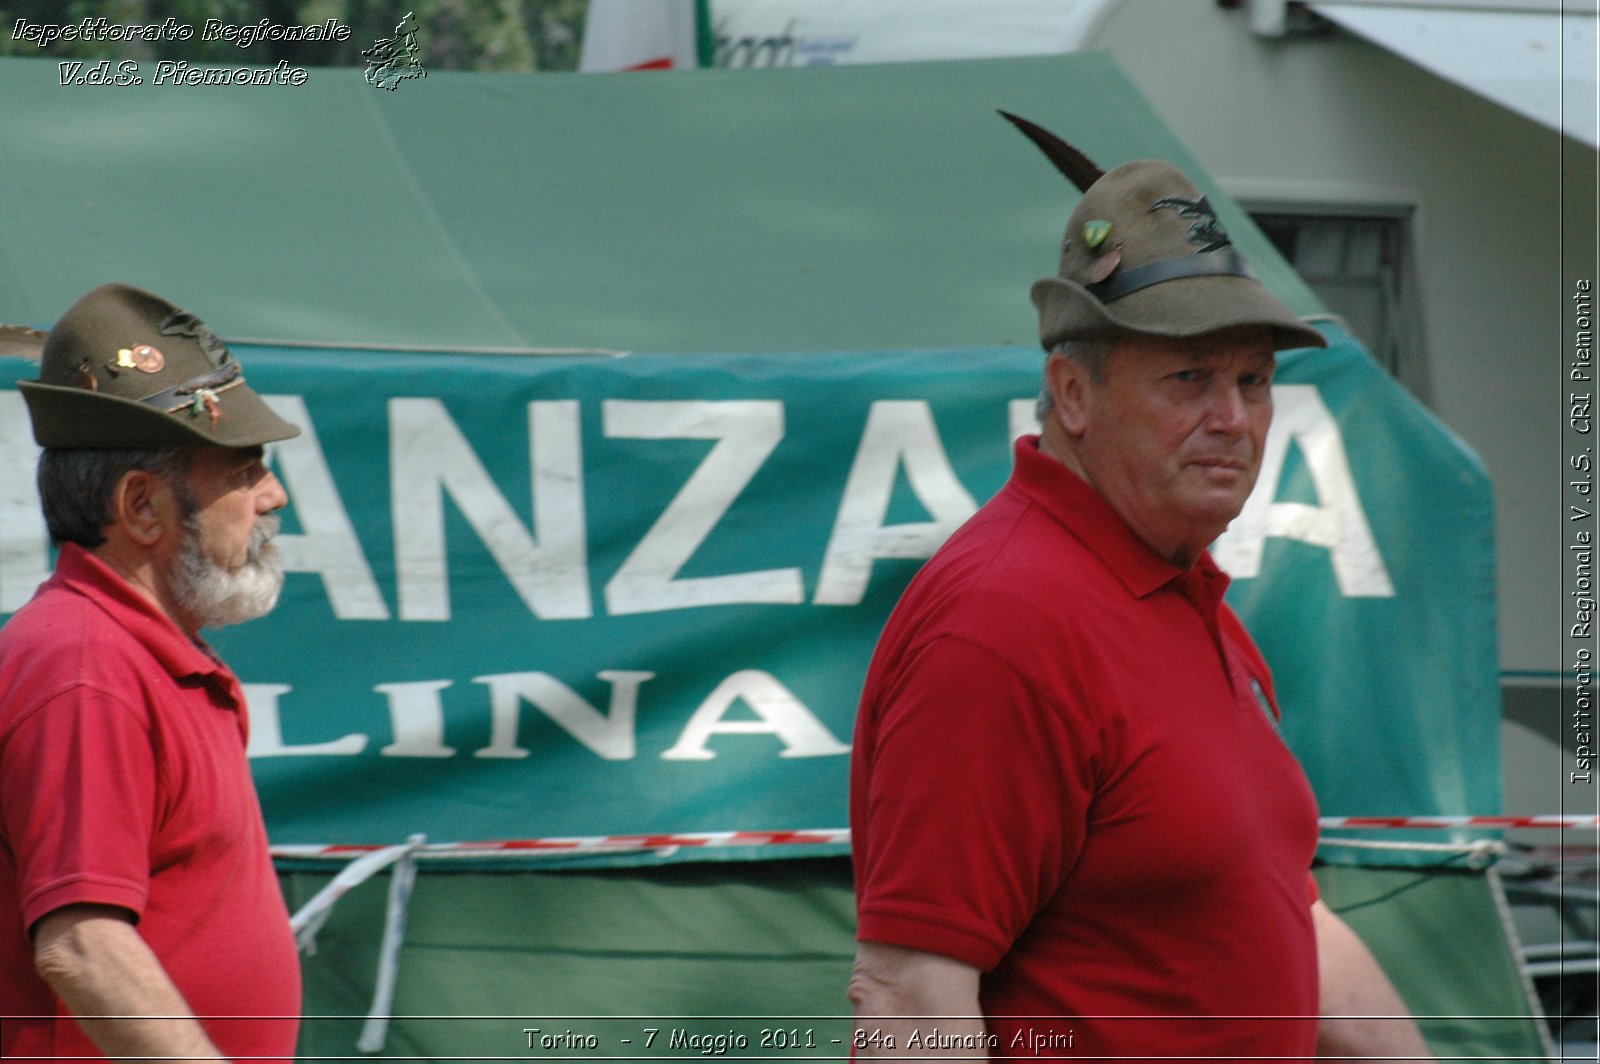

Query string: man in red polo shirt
848 138 1431 1060
0 284 303 1061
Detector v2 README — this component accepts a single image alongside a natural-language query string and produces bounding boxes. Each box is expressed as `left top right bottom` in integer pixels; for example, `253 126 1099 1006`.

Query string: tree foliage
0 0 589 72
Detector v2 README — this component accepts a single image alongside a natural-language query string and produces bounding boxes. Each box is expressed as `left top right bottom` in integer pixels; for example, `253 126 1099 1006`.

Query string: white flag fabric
580 0 701 71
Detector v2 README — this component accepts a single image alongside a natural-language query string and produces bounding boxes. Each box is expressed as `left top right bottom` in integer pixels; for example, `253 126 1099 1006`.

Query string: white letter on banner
602 400 803 614
472 670 655 760
1008 399 1041 442
1213 384 1395 597
0 392 49 614
391 399 591 622
244 683 369 757
376 680 457 757
814 401 979 606
262 396 389 620
661 670 850 761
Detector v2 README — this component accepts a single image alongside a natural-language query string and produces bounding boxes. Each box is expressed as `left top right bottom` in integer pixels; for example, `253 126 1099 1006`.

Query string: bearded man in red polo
0 284 302 1062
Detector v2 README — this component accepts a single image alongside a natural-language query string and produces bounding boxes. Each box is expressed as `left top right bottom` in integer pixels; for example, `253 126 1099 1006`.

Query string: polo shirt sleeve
853 634 1097 972
0 685 156 934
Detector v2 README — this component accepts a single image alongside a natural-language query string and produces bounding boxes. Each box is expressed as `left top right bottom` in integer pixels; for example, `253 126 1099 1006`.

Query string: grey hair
1036 337 1115 420
37 447 196 548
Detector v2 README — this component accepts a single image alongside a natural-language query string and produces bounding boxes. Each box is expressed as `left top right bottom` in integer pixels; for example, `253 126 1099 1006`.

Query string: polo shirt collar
1009 435 1231 604
52 542 234 687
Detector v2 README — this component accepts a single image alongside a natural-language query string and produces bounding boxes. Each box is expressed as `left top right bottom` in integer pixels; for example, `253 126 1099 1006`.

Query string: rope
1315 836 1507 869
287 834 428 1056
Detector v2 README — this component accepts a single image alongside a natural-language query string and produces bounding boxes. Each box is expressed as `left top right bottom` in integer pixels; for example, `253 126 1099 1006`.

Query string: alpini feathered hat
19 284 300 449
1002 112 1326 353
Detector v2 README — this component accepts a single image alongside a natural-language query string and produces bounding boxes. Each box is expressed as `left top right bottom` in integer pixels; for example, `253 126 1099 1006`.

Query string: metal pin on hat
1087 243 1123 283
113 345 165 374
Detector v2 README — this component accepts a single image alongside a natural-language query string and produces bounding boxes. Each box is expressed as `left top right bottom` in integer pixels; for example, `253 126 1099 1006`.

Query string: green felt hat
19 284 300 449
1025 155 1326 352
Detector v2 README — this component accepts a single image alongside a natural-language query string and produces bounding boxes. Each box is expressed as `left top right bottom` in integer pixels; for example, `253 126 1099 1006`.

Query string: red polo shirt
0 544 300 1060
852 436 1320 1060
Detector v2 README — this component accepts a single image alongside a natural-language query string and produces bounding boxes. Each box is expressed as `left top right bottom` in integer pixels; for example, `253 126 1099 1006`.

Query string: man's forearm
1313 901 1432 1061
34 905 230 1063
849 941 988 1059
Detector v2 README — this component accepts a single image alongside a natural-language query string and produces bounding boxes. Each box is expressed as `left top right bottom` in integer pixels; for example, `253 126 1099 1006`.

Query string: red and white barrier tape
1319 815 1598 830
272 829 851 859
270 819 1596 860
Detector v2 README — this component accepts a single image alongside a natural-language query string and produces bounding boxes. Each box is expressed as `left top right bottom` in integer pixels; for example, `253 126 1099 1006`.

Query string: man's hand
33 903 231 1063
848 941 986 1058
1314 900 1433 1061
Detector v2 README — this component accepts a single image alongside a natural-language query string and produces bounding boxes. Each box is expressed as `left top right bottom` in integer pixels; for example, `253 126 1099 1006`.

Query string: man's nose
1206 383 1251 434
258 469 289 512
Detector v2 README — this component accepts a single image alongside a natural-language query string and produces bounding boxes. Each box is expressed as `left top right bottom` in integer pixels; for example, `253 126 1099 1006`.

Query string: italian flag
579 0 715 72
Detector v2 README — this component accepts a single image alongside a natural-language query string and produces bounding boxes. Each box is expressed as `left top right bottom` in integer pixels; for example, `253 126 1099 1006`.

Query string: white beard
168 512 285 629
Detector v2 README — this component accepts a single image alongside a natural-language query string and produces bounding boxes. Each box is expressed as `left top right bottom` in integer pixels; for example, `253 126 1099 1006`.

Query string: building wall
1088 0 1596 821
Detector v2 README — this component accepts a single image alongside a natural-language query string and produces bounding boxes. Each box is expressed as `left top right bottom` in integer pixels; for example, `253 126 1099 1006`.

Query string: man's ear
109 470 177 548
1045 351 1092 436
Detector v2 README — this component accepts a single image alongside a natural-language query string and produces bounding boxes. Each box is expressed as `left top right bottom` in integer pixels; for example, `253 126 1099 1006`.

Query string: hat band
1086 248 1256 303
137 363 243 413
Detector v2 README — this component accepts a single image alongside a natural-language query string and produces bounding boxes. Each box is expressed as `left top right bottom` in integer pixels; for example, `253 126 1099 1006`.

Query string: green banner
0 324 1498 859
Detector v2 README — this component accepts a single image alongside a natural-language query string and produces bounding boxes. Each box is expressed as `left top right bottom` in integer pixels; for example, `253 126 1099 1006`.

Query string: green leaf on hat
1082 219 1113 249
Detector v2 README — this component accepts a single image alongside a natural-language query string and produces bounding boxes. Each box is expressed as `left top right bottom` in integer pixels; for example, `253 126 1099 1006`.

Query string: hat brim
19 379 301 449
1032 273 1329 352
